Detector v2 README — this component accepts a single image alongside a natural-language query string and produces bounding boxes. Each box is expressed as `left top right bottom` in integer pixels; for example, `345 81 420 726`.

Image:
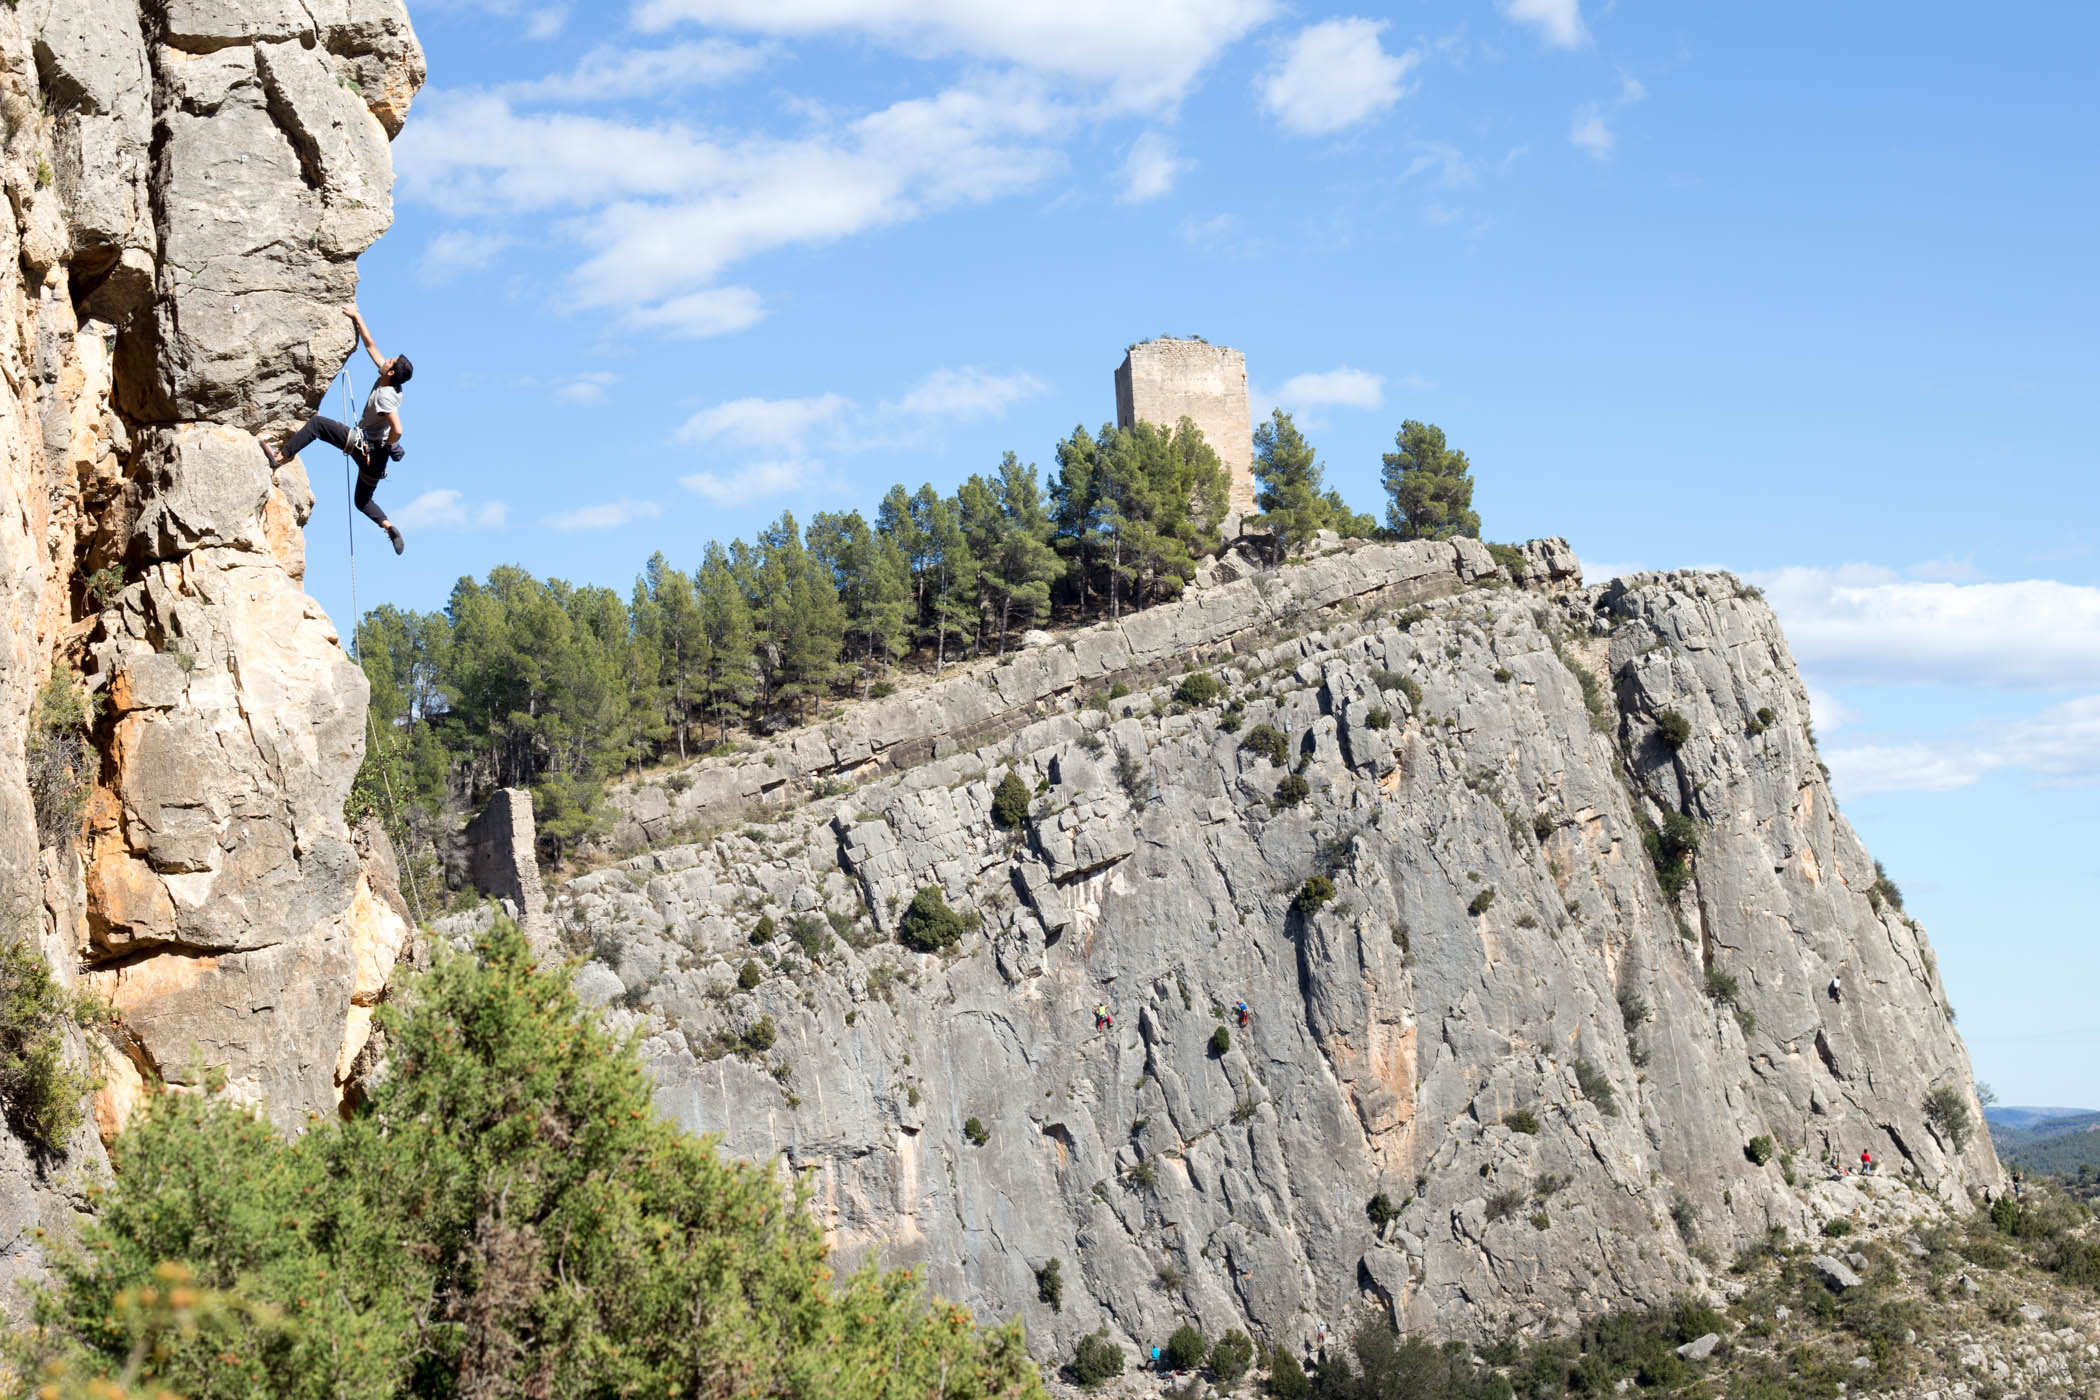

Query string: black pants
285 415 389 530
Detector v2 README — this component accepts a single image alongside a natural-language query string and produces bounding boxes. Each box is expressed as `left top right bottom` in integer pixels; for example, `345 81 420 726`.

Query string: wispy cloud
1829 696 2100 795
1278 367 1384 410
544 498 662 531
524 6 566 39
675 393 853 452
1571 73 1645 161
500 40 771 101
417 230 511 286
1403 140 1475 187
679 458 832 506
1749 566 2100 690
889 367 1045 421
1500 0 1586 49
395 489 508 532
1259 17 1419 137
555 371 619 405
1117 131 1187 204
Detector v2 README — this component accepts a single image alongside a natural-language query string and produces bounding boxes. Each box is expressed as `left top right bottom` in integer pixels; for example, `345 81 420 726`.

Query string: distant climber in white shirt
263 305 414 555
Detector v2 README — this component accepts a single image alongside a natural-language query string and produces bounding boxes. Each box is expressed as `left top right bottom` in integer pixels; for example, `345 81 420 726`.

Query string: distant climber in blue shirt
264 305 414 555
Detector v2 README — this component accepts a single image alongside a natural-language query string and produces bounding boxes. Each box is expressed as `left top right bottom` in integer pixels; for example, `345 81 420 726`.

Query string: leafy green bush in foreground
15 920 1041 1400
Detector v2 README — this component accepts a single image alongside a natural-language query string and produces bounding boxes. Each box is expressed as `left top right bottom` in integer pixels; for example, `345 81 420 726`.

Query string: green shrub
1035 1257 1064 1311
1493 667 1514 683
1364 707 1392 730
740 1016 776 1055
1486 542 1531 582
962 1116 990 1147
1265 1347 1309 1399
1756 705 1776 728
1505 1109 1540 1135
1486 1188 1526 1222
1127 1158 1157 1188
1639 810 1702 900
1870 860 1906 913
1174 672 1220 707
788 914 831 962
750 913 776 944
1271 773 1310 808
1396 675 1424 710
85 566 126 605
1669 1196 1699 1241
1656 710 1693 749
26 676 98 845
1293 876 1335 918
1107 681 1130 701
1925 1084 1973 1150
1821 1217 1854 1237
990 771 1032 830
1572 1057 1619 1117
1532 812 1554 842
1073 1330 1124 1387
737 958 763 990
1745 1134 1776 1166
1210 1329 1255 1385
1467 888 1495 916
0 935 101 1158
1165 1323 1207 1372
17 920 1038 1400
899 886 969 953
1239 724 1290 767
1704 968 1741 1006
1367 1191 1401 1229
868 680 897 699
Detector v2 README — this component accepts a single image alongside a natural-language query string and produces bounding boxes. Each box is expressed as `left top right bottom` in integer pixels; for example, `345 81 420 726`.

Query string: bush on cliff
13 919 1042 1400
900 886 973 953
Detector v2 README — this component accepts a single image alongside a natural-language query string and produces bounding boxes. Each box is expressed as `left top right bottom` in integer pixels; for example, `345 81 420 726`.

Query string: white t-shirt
360 383 401 441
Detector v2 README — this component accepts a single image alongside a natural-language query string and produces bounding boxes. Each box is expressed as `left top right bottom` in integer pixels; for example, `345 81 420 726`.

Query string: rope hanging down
334 366 429 925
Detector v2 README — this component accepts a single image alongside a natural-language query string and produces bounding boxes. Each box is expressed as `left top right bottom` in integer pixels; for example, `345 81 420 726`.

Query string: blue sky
328 0 2098 1105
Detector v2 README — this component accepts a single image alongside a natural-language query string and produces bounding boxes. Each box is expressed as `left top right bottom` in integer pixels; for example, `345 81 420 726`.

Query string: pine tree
810 510 907 696
985 452 1060 651
694 541 756 742
1050 426 1106 620
1252 408 1328 558
920 492 978 674
1381 419 1481 540
753 513 844 722
631 553 702 760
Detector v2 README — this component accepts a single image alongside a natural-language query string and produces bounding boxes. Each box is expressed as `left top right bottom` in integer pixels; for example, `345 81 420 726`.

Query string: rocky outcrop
554 563 1997 1359
606 534 1578 847
0 0 423 1272
465 787 551 950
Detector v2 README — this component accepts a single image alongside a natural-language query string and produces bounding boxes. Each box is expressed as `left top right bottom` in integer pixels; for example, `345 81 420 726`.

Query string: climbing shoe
385 524 405 555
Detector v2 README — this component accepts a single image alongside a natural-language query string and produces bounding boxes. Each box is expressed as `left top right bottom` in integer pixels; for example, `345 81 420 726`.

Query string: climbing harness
333 366 430 926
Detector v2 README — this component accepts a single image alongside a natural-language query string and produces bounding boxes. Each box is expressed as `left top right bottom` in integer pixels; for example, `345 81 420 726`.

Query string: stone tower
1115 337 1255 518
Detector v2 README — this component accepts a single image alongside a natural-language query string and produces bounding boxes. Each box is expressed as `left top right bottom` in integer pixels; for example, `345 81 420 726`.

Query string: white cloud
1500 0 1586 49
417 230 511 286
1403 140 1475 187
1805 685 1860 736
675 393 853 451
1278 367 1384 410
555 372 619 405
1748 566 2100 690
679 459 828 506
544 498 662 531
524 6 566 39
1829 696 2100 795
1570 103 1613 158
1259 18 1418 137
1906 553 1982 583
395 489 508 531
1180 212 1239 248
891 368 1045 420
622 286 769 339
1118 131 1186 204
500 40 772 101
628 0 1274 112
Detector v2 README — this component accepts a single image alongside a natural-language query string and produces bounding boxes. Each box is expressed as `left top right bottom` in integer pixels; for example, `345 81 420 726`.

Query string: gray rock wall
558 564 1997 1360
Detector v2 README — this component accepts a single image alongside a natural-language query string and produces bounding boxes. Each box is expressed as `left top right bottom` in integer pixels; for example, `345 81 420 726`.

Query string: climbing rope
334 366 430 926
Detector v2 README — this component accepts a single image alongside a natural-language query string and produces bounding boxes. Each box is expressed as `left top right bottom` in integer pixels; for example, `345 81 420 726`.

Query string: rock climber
264 305 413 555
1828 975 1843 1005
1095 1003 1113 1031
1234 999 1250 1027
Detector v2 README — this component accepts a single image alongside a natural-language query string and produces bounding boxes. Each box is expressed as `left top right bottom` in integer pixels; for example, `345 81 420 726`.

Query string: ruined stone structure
466 787 552 951
1116 337 1255 520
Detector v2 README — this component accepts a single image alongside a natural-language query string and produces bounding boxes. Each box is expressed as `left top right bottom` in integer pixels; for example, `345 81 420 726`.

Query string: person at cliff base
1861 1149 1874 1174
264 305 413 555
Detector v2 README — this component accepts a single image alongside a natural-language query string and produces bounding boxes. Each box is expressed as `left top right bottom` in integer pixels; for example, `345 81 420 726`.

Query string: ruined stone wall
1116 337 1255 519
0 0 422 1300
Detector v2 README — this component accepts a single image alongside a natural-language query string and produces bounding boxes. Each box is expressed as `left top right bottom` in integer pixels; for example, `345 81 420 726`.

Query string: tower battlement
1115 337 1255 517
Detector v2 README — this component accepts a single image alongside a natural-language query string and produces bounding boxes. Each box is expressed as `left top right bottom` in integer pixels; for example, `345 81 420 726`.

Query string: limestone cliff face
0 0 419 1289
548 541 1999 1357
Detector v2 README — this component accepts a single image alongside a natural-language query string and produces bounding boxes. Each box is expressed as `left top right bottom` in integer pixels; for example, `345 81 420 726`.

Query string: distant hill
1990 1108 2100 1179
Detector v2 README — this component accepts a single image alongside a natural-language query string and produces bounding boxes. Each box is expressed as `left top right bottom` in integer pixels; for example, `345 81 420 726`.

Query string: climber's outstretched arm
343 305 386 375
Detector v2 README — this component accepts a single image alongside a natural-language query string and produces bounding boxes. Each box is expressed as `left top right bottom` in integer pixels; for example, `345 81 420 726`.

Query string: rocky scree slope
0 0 421 1303
538 546 2001 1362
